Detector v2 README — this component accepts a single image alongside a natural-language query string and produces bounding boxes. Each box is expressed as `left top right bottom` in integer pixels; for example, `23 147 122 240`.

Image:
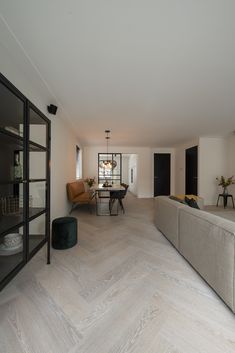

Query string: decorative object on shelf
14 152 22 180
3 233 22 248
0 233 23 256
84 177 95 188
102 180 112 187
99 130 117 170
0 196 20 215
4 126 20 136
216 176 235 194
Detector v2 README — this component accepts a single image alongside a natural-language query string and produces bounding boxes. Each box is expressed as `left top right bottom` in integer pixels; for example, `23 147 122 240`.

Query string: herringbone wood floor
0 194 235 353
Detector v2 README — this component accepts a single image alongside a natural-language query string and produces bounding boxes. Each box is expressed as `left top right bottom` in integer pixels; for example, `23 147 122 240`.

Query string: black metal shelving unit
0 72 51 291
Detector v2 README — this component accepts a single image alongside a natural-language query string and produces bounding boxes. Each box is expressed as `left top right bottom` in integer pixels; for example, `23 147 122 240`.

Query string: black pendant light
99 130 117 169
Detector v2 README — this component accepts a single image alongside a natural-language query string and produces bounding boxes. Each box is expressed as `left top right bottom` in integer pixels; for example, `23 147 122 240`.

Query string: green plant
84 177 95 187
216 176 235 187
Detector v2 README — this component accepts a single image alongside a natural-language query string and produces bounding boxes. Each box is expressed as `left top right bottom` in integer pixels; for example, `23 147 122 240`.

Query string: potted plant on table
84 177 95 189
216 176 235 195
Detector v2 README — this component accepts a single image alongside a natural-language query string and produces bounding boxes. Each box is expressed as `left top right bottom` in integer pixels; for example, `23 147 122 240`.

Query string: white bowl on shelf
3 233 23 249
0 243 23 256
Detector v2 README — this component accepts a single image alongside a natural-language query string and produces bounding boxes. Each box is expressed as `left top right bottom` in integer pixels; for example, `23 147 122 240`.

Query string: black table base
216 194 235 208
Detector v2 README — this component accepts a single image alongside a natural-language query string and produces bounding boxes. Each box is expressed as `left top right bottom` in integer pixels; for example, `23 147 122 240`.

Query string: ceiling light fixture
99 130 117 170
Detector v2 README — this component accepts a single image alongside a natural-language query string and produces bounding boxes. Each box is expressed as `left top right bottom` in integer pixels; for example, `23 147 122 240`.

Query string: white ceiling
0 0 235 147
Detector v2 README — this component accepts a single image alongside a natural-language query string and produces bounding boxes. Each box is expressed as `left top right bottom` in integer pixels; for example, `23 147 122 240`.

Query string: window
76 146 81 179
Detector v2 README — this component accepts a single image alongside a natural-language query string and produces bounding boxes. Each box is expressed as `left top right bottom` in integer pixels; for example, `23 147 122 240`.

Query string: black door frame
185 145 198 195
153 153 171 197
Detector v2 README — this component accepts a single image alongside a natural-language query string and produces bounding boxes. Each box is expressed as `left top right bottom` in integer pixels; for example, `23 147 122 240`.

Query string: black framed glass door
0 75 27 287
98 153 122 185
27 103 50 259
0 72 51 291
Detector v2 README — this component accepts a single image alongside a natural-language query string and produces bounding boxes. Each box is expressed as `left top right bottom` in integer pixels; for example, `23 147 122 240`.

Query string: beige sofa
154 196 235 312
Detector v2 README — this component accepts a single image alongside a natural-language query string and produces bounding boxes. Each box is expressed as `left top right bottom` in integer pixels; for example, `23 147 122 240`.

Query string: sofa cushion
185 196 200 209
67 180 85 201
175 194 204 209
169 195 187 204
73 191 91 203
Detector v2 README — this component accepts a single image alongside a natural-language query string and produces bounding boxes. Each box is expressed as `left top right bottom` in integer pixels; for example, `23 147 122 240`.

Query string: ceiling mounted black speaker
47 104 58 115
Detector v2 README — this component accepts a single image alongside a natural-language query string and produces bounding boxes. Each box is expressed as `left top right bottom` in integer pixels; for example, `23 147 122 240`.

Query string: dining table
92 183 125 216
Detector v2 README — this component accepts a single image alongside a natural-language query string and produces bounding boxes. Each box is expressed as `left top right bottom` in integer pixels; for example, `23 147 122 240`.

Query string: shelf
29 140 48 152
29 179 47 183
0 179 46 185
0 127 47 152
0 127 24 150
29 234 45 254
0 208 45 237
0 213 24 237
0 252 23 283
0 180 23 185
28 208 46 221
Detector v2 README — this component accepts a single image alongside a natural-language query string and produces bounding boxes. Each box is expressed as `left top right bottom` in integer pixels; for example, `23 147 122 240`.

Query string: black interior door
154 153 171 197
185 146 198 195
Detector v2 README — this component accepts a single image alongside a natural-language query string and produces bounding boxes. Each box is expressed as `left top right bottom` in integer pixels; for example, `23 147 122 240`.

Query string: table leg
224 196 227 208
216 195 220 207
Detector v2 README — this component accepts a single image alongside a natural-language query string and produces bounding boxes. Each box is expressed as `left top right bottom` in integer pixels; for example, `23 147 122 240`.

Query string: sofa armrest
179 206 235 311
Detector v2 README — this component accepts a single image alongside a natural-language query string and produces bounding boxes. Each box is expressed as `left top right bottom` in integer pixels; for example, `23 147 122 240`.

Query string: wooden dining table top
93 184 125 191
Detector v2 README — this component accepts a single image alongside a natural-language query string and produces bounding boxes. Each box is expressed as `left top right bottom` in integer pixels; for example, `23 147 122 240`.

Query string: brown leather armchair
67 180 94 213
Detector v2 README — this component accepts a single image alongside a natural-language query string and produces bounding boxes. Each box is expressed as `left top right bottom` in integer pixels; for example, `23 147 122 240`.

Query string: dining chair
109 184 129 214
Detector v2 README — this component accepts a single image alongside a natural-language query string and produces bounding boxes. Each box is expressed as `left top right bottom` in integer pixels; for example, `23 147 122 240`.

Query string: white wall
51 119 81 218
227 133 235 196
0 28 81 220
83 146 176 198
174 137 231 205
128 154 138 195
198 137 229 204
83 146 152 198
121 155 130 185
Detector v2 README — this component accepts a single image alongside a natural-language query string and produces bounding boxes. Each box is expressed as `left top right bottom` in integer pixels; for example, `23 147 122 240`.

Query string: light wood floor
205 205 235 222
1 194 235 353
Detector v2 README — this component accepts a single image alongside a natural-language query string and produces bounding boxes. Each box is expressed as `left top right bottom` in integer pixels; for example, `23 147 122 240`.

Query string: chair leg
109 199 119 216
70 204 76 214
119 199 125 213
88 202 92 214
109 199 115 214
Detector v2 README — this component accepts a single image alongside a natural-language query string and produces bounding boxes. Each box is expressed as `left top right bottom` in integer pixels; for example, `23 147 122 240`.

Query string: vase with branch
84 177 95 188
216 176 235 195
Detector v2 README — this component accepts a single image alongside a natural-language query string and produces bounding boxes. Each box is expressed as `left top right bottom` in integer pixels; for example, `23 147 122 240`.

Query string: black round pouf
52 217 77 250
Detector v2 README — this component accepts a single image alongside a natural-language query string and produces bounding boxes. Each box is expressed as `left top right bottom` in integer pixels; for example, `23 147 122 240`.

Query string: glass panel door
29 107 47 148
0 73 51 291
0 81 24 137
98 153 122 185
0 77 26 285
0 225 25 283
27 104 49 256
28 213 46 255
